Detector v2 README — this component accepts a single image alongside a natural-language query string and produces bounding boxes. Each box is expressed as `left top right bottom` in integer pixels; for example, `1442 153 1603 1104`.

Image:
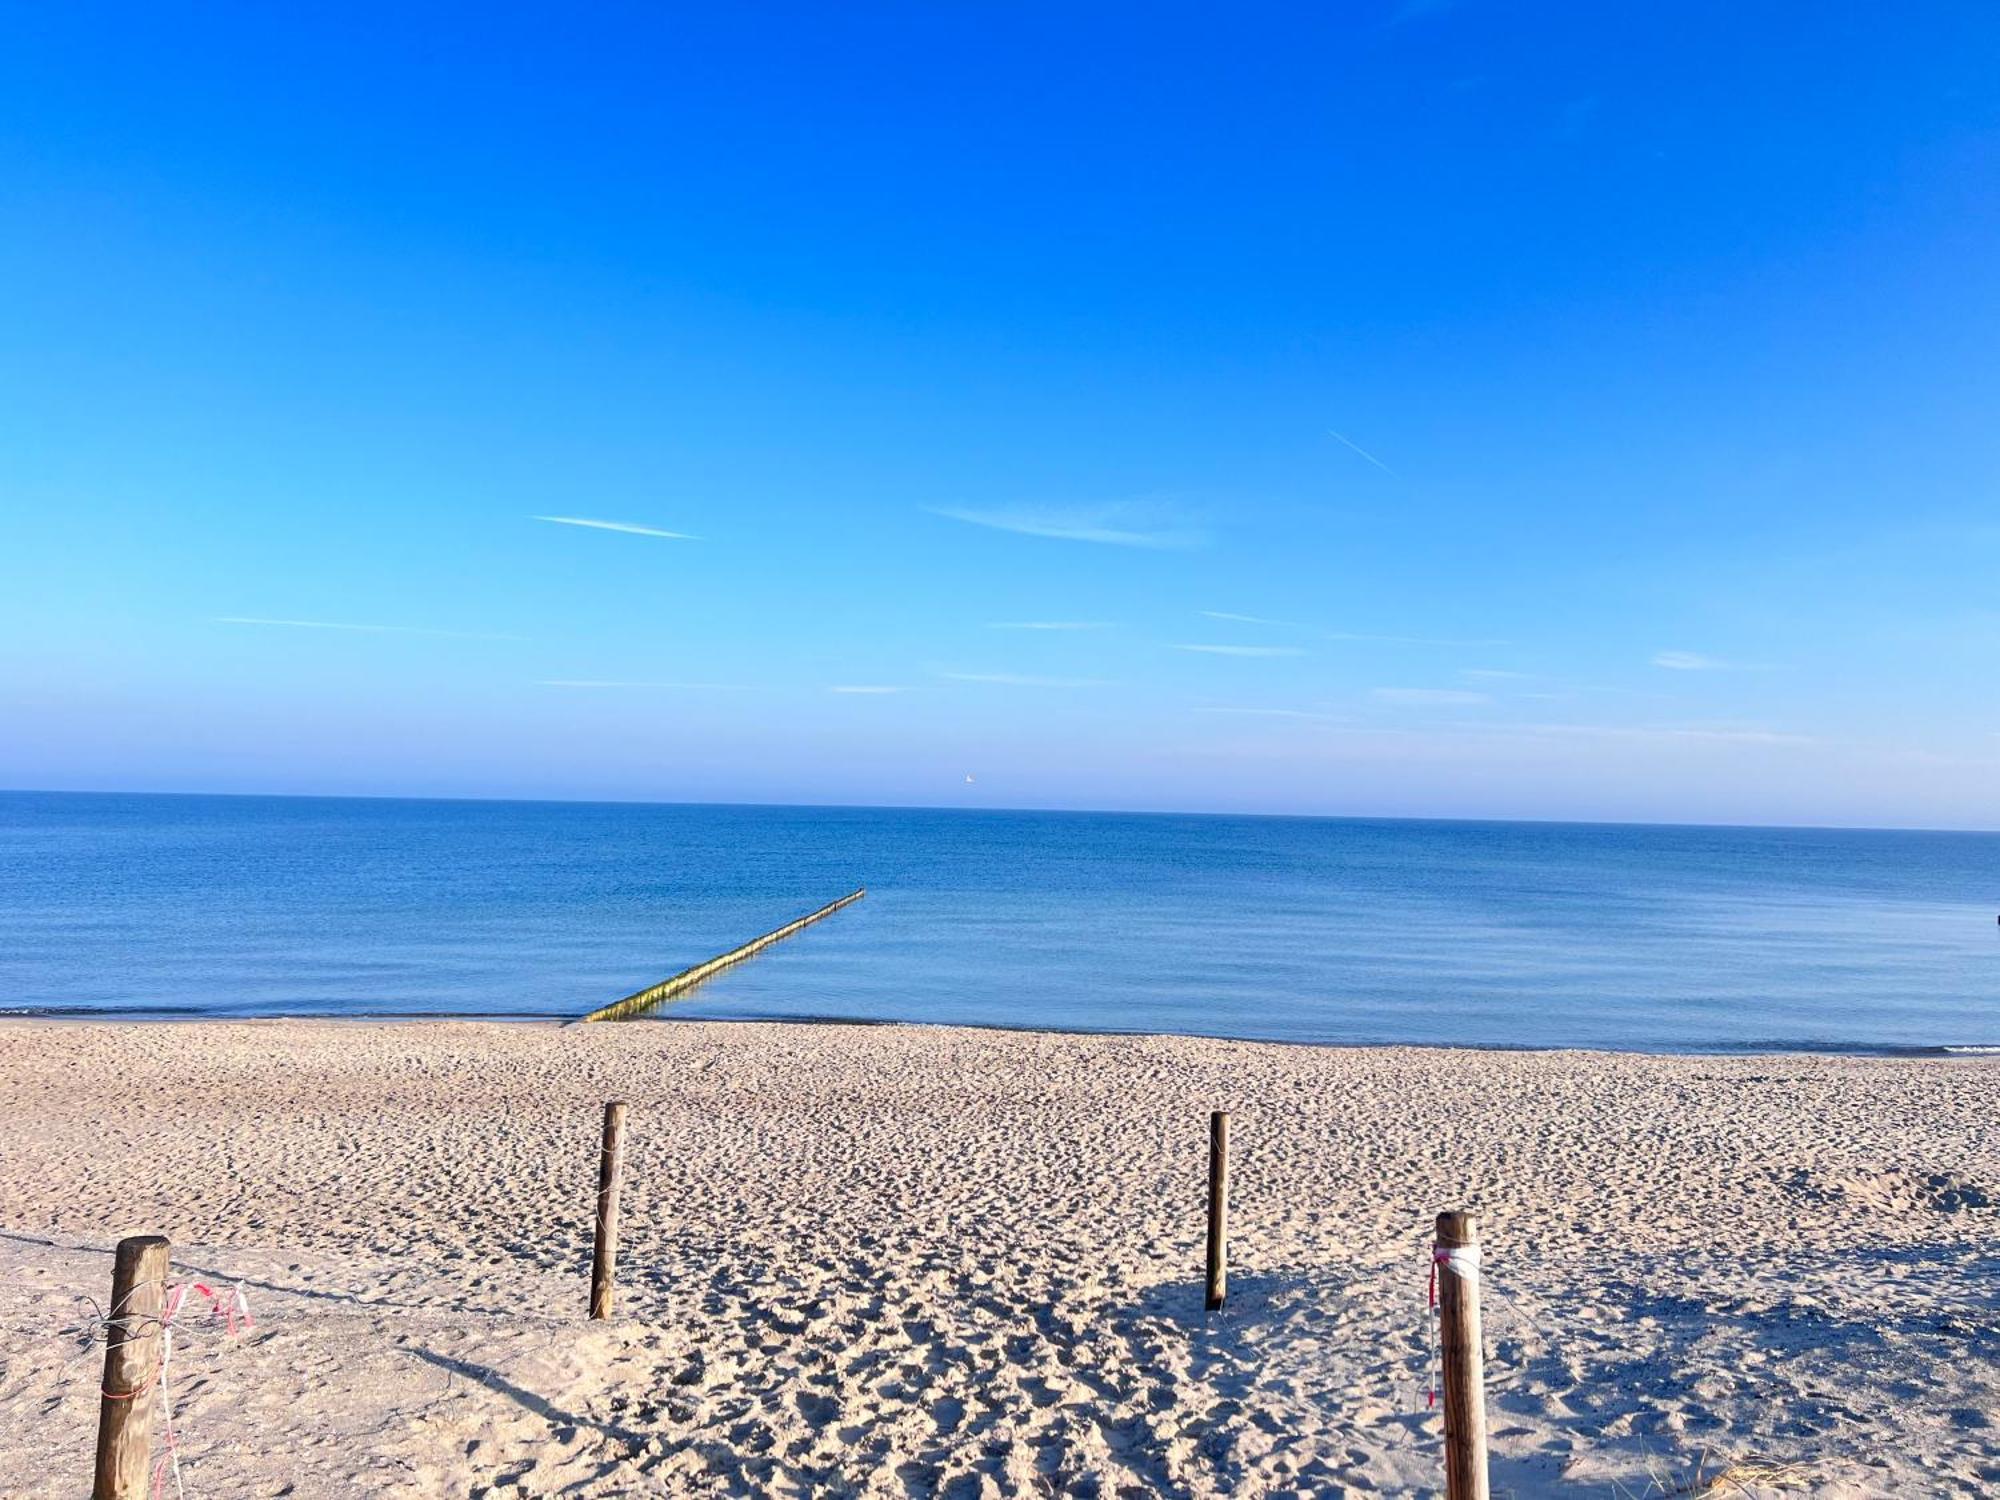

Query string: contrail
1200 610 1292 626
532 515 697 539
1328 429 1398 478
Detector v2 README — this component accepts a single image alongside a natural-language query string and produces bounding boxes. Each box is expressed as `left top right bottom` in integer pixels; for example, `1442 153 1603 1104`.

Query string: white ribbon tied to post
1426 1243 1479 1410
1434 1244 1480 1286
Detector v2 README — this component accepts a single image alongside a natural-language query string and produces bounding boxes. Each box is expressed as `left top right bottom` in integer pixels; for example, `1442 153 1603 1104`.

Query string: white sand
0 1020 1995 1498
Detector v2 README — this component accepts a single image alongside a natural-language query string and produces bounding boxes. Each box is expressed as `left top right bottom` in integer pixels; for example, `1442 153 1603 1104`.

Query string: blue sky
2 3 1997 826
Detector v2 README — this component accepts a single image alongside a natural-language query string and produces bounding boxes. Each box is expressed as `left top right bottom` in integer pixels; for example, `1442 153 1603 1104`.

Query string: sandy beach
0 1020 1994 1498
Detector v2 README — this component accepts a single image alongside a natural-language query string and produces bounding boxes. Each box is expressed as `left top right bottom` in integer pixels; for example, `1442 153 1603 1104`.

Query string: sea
3 789 1997 1054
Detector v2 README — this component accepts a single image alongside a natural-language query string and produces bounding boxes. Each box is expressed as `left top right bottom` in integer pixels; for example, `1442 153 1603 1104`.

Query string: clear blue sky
2 4 1996 826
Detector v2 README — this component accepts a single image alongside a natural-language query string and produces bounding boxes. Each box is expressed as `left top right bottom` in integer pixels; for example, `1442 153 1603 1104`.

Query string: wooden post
94 1234 170 1500
589 1102 628 1320
1205 1110 1229 1311
1435 1211 1489 1500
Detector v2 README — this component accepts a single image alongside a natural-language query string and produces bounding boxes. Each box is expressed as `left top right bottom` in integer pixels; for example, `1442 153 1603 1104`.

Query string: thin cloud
929 504 1203 550
540 680 750 690
1655 727 1807 745
1372 687 1493 705
1512 722 1812 746
1651 650 1773 672
1175 644 1308 658
1198 706 1346 721
1327 429 1399 477
1461 668 1533 681
214 616 519 641
988 621 1117 631
1200 610 1297 627
829 685 904 694
938 671 1110 688
1327 631 1513 647
532 515 697 539
1204 614 1510 647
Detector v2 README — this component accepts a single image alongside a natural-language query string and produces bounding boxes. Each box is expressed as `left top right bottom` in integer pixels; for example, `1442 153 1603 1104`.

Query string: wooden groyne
572 888 866 1023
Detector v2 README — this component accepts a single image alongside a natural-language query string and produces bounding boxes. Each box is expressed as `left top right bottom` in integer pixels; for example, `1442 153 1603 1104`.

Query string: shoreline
3 1007 1997 1061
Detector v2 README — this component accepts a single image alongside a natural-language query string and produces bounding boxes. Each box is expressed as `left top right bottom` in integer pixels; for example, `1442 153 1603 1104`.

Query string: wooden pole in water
589 1102 628 1320
1435 1210 1490 1500
94 1234 170 1500
1205 1110 1230 1311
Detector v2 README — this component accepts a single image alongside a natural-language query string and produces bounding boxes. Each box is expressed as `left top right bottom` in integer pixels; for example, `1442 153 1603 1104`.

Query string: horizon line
2 783 1991 838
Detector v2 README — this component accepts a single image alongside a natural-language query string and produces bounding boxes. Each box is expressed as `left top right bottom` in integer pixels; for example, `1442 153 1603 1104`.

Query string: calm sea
3 790 1997 1053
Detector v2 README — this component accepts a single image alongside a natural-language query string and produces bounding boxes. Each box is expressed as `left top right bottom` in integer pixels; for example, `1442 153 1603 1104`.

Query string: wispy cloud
532 515 697 539
938 671 1110 688
1198 706 1346 721
540 679 749 690
929 503 1203 550
1650 649 1780 672
1511 722 1812 746
1461 668 1532 681
1327 429 1399 477
1200 610 1296 627
214 616 519 641
1175 644 1308 658
828 685 904 694
1203 614 1510 648
1372 687 1493 705
1328 631 1513 647
988 621 1116 631
1641 727 1807 745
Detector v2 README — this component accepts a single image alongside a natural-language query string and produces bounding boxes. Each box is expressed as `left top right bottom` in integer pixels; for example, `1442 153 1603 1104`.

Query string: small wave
1678 1036 2000 1058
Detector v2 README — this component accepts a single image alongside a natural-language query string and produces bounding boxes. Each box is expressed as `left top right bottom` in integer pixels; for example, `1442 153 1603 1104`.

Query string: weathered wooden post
1434 1211 1489 1500
589 1103 628 1320
94 1234 170 1500
1205 1111 1230 1311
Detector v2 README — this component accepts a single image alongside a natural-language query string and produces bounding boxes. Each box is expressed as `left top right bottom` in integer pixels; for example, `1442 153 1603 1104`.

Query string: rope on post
89 1241 258 1500
590 1102 628 1320
93 1235 170 1500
